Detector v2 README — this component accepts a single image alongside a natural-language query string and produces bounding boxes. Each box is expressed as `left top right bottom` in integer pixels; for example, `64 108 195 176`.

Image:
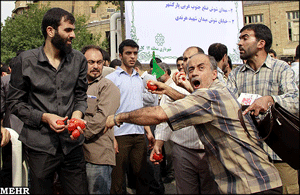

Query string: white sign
125 1 244 64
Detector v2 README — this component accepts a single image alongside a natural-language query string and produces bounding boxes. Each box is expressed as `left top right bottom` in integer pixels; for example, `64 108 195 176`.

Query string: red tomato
77 120 85 129
179 72 186 81
153 153 163 161
69 118 85 129
72 129 81 139
147 80 158 91
68 122 76 132
69 118 78 124
176 72 186 81
56 120 65 125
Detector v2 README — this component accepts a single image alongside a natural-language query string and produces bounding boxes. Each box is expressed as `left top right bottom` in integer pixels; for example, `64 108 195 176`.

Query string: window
107 8 116 13
287 11 299 42
91 6 96 14
244 14 263 24
101 15 109 19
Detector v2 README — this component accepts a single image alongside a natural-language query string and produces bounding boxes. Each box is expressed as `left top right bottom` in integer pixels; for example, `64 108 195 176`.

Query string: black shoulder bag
238 102 299 170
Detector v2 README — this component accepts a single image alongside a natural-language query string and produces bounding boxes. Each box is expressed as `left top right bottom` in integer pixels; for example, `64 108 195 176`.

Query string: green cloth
151 51 165 79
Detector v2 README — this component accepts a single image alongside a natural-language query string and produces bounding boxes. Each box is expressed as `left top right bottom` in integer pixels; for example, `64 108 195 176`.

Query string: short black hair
102 49 110 63
110 59 122 68
228 56 232 70
16 50 25 56
268 49 277 57
208 43 228 62
240 24 272 53
176 56 183 64
119 39 139 55
80 45 104 58
1 62 10 74
149 57 162 68
134 60 142 69
41 8 75 39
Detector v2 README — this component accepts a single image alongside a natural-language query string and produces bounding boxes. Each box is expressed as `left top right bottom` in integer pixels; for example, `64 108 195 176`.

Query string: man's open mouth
191 78 201 89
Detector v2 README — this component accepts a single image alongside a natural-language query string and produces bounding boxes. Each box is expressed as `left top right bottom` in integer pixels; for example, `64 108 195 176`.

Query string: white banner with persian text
125 1 244 64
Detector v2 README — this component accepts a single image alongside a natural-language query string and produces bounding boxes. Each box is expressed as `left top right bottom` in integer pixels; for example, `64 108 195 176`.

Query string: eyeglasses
177 63 183 67
87 60 104 65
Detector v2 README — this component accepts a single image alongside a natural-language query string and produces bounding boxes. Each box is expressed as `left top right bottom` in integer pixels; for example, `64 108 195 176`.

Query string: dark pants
162 139 174 178
24 145 88 194
173 143 219 194
146 125 164 194
125 126 164 194
0 141 12 187
111 134 149 194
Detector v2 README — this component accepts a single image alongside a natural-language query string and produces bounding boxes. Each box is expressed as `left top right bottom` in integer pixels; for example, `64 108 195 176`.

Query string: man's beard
51 32 72 54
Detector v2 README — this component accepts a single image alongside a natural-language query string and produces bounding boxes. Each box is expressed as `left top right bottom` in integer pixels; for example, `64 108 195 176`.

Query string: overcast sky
1 1 15 25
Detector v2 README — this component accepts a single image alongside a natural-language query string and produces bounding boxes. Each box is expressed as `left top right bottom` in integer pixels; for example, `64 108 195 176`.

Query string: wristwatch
114 114 123 127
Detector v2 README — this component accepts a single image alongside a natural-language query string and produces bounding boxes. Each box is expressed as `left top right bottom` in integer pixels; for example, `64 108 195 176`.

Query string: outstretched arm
148 80 186 101
105 106 168 133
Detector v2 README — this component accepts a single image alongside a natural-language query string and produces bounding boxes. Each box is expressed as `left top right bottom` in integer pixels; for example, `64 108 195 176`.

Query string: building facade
11 1 299 62
243 1 299 61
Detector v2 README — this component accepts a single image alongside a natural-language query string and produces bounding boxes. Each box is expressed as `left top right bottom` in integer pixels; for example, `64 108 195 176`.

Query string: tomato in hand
147 80 158 91
182 75 186 81
72 129 81 139
56 118 67 125
153 153 163 161
68 122 76 132
56 120 65 125
176 72 186 81
69 118 78 124
77 120 85 129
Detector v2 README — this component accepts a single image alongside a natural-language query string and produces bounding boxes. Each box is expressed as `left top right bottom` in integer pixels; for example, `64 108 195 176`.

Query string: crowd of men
1 7 299 195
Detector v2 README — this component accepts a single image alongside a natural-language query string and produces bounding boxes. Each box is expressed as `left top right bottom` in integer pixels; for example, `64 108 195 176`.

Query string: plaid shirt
161 80 282 194
227 54 299 160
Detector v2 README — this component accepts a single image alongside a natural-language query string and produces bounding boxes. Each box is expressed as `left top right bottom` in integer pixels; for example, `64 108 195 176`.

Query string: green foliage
1 3 102 64
72 14 101 51
94 1 122 11
1 3 47 64
100 37 110 51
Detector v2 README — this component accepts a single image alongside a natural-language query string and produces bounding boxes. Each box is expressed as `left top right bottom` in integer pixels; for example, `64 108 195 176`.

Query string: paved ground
163 179 177 194
126 177 177 194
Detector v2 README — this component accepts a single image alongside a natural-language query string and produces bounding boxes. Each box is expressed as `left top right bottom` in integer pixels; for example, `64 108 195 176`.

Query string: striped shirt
217 66 226 84
227 54 299 160
155 78 204 149
161 80 282 194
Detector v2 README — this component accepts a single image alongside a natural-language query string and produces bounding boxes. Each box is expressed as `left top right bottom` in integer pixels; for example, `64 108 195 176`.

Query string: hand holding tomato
147 80 158 91
72 129 81 139
175 72 186 81
68 122 77 131
153 153 163 161
68 118 86 140
56 118 67 125
69 118 86 130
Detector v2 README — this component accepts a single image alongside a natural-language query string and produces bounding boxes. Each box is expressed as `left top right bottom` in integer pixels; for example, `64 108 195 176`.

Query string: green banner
151 51 165 79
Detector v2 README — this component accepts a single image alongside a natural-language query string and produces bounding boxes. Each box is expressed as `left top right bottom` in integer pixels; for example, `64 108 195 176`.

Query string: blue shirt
105 66 144 136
